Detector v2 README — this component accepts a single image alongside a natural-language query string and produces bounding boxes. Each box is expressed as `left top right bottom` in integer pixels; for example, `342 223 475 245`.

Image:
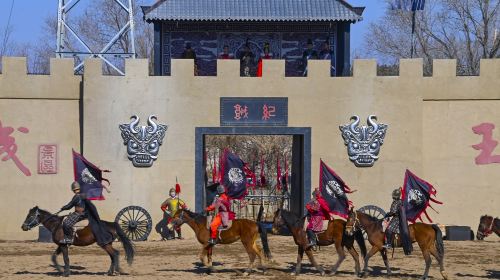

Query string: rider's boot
383 232 394 249
208 238 217 246
166 230 174 240
306 229 317 249
60 226 74 245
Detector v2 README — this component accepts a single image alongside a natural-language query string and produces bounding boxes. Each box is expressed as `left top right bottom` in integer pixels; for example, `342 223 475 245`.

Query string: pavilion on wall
142 0 364 77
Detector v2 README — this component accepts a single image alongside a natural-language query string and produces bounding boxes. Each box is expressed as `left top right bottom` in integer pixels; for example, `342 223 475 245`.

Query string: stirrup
383 243 392 249
208 238 217 246
60 238 73 245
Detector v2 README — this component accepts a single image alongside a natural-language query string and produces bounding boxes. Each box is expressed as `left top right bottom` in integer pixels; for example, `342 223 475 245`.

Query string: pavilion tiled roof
143 0 363 22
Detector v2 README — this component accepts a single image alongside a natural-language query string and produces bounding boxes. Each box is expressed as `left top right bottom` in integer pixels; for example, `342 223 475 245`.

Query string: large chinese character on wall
38 144 58 174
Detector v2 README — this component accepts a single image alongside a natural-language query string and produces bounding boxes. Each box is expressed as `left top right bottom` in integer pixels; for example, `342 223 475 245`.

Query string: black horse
477 215 499 240
21 206 134 277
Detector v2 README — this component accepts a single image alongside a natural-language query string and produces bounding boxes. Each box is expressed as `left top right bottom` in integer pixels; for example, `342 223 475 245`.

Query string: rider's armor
384 188 402 249
60 192 87 244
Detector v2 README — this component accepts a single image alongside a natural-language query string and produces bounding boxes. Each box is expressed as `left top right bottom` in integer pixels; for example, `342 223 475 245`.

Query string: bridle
478 217 495 239
345 211 360 234
23 209 41 230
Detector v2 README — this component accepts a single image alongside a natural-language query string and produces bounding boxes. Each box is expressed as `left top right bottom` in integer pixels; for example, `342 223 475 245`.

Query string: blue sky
0 0 386 56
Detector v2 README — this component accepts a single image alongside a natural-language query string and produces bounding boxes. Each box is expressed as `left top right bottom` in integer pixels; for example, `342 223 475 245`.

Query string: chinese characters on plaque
221 98 287 126
38 144 58 174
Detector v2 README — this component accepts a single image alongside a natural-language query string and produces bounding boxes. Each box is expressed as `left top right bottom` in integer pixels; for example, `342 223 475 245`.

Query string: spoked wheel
115 205 152 241
357 205 387 240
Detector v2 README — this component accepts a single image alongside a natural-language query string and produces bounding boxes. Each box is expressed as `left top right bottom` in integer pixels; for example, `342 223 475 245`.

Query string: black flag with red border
72 150 109 200
317 160 353 218
402 169 442 223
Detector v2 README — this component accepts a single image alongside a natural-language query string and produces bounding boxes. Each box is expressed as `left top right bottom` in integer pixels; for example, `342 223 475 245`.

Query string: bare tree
364 0 500 75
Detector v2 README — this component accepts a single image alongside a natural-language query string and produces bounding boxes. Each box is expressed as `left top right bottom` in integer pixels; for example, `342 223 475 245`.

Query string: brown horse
345 210 448 280
171 208 272 274
476 215 500 240
272 208 366 276
21 206 134 277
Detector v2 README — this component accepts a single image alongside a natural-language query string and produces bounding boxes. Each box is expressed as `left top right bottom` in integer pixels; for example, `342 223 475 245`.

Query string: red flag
175 176 181 194
276 155 282 191
212 152 217 183
257 58 263 77
260 154 266 187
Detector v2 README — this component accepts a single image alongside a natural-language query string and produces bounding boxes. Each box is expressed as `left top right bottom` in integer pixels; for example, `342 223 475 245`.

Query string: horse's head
22 206 41 231
477 215 494 240
345 209 360 236
272 208 284 234
170 209 186 227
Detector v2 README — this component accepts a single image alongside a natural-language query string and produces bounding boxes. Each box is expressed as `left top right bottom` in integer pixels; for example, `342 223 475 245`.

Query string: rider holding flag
305 188 330 248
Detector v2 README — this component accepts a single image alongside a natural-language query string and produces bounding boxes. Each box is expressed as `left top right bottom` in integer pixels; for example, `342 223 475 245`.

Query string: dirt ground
0 236 498 280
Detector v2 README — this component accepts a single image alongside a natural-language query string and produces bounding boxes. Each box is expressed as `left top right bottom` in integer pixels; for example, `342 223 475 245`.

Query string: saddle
206 215 233 231
303 220 330 234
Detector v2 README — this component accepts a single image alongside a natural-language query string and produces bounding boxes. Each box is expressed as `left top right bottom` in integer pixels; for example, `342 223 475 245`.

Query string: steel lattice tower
56 0 136 75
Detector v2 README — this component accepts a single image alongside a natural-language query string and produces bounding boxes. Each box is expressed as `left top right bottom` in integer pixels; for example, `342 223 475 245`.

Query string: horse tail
354 229 367 258
432 224 444 258
256 205 272 260
114 222 135 265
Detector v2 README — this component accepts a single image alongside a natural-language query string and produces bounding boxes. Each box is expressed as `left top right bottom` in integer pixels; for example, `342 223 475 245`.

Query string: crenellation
83 58 104 78
480 58 500 78
49 58 76 77
1 57 27 77
353 59 377 78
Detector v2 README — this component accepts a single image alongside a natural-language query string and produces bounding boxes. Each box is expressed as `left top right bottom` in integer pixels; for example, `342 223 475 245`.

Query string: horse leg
420 248 432 280
51 246 63 273
199 246 209 267
362 246 381 277
103 244 116 276
347 245 362 278
429 246 448 280
291 247 305 276
305 248 325 276
329 242 346 275
61 245 70 277
252 240 267 271
380 248 392 276
207 246 215 274
242 240 257 275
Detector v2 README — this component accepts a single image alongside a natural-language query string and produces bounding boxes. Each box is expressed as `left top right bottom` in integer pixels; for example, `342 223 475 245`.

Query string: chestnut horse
171 208 272 274
21 206 134 277
272 209 366 276
476 215 499 240
345 210 448 280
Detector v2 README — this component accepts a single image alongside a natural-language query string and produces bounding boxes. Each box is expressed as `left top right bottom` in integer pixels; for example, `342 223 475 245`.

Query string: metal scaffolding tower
56 0 136 75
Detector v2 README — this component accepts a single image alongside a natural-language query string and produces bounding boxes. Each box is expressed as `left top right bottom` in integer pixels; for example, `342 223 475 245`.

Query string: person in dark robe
301 39 318 76
239 43 255 77
60 181 113 246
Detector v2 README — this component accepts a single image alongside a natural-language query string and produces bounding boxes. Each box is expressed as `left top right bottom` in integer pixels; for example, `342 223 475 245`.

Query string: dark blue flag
317 160 352 218
402 169 442 223
391 0 425 11
72 150 109 200
220 150 248 199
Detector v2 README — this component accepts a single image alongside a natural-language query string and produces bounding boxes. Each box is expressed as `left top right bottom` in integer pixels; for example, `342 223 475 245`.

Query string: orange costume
206 190 235 242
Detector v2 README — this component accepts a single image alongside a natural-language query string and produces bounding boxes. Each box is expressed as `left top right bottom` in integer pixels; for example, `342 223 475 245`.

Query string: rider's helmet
392 188 401 199
71 181 81 192
216 184 225 195
169 187 176 197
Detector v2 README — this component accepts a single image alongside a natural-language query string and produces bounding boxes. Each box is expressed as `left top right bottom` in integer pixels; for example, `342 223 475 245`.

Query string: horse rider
161 187 187 239
383 188 403 249
305 188 329 248
205 184 234 246
59 181 87 244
